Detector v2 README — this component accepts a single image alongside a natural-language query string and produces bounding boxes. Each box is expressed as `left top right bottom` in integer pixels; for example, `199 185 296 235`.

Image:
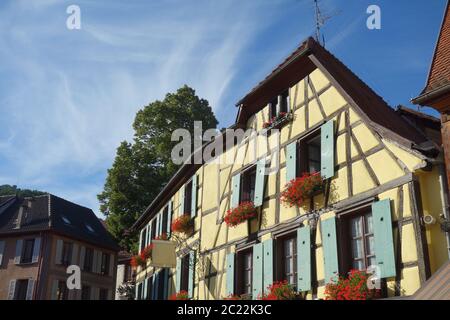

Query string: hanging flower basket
281 172 325 207
258 281 298 300
324 269 381 300
169 290 190 300
171 214 194 235
224 201 257 227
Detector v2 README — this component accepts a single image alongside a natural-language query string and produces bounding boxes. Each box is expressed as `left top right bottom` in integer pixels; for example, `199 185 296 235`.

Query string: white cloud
0 0 286 215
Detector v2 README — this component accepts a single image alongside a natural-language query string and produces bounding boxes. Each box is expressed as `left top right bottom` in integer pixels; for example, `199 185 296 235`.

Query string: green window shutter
297 226 311 292
231 173 241 208
188 251 196 298
153 272 159 300
321 120 335 179
252 243 263 299
372 199 396 278
139 229 144 251
225 253 235 296
156 213 161 237
167 201 173 236
143 277 148 300
175 258 181 292
262 239 273 294
321 217 339 284
254 159 266 207
286 142 297 183
179 186 185 216
191 175 197 217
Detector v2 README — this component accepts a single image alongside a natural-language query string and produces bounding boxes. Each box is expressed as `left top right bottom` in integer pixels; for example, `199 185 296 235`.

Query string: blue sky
0 0 446 216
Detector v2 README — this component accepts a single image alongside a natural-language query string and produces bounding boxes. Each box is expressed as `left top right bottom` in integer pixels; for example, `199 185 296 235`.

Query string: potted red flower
169 290 190 300
223 294 244 300
224 201 257 227
324 269 381 300
171 214 194 235
130 254 146 269
281 172 324 207
140 244 153 261
258 281 298 300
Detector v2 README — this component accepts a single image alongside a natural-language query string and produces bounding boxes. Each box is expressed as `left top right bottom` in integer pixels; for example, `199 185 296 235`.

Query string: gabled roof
413 1 450 107
237 37 431 149
133 37 439 230
0 194 119 251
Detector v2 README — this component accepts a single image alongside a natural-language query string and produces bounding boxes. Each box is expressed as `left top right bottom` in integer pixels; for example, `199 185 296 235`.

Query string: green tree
0 185 46 197
99 85 218 252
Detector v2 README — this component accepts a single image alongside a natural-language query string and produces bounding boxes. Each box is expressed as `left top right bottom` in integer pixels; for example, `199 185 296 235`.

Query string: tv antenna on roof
313 0 339 47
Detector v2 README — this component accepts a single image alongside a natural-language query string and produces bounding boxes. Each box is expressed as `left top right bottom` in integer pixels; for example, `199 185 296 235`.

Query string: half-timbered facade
132 37 449 300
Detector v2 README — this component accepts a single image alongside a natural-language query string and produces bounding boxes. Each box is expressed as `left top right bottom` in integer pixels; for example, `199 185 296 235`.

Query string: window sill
262 112 293 133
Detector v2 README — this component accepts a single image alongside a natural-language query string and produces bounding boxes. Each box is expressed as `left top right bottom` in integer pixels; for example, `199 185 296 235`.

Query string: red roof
421 1 450 94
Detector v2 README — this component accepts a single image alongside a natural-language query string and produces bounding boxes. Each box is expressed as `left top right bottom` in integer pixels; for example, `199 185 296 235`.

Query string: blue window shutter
297 226 311 292
188 251 196 298
321 217 339 284
167 201 173 236
147 223 152 244
321 120 335 179
175 258 181 292
254 159 266 207
226 253 235 296
262 239 273 294
372 199 396 278
286 142 297 183
231 173 241 208
162 269 169 300
252 243 263 299
191 175 197 217
0 240 5 266
134 282 139 300
179 186 185 216
158 212 163 235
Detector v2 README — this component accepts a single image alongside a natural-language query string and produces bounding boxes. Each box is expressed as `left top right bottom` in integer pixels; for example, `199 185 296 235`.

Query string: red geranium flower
280 172 324 207
169 290 189 300
224 201 257 227
171 214 194 235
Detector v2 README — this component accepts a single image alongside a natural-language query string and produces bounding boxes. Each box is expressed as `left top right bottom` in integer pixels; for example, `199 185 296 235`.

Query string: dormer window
61 215 71 225
85 223 95 233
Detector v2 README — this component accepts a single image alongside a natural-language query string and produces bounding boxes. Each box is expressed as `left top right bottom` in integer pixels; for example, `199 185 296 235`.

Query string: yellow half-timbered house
132 37 450 300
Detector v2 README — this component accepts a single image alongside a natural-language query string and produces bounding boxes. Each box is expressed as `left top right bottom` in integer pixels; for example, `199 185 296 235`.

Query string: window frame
269 97 278 119
279 90 290 114
296 128 321 177
61 242 73 266
180 254 190 293
20 238 35 264
14 279 29 300
100 252 110 276
236 248 253 297
83 247 94 272
239 165 257 204
184 180 193 217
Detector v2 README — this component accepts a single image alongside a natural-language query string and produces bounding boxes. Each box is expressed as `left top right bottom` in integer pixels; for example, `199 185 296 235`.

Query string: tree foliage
0 185 46 198
98 85 218 252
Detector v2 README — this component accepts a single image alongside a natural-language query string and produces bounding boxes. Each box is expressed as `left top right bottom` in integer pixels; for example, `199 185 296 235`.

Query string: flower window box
281 172 325 207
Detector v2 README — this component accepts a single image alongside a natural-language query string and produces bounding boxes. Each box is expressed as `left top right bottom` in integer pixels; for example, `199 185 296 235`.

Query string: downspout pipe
438 163 450 260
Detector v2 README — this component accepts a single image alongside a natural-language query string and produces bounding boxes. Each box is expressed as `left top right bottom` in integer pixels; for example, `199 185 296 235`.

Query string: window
85 223 95 233
280 90 290 114
61 215 71 224
184 180 193 216
349 213 375 270
151 219 157 240
146 277 153 300
180 254 190 292
99 288 108 300
162 205 169 235
14 279 29 300
240 166 256 203
269 97 278 119
57 280 69 300
140 228 147 251
236 249 253 296
83 248 94 272
137 282 143 300
61 242 73 266
21 239 35 264
100 252 110 276
157 271 165 299
81 286 91 300
297 132 321 175
280 236 297 288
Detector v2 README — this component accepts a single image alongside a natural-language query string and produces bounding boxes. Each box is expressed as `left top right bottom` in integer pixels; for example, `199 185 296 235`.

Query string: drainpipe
438 163 450 260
